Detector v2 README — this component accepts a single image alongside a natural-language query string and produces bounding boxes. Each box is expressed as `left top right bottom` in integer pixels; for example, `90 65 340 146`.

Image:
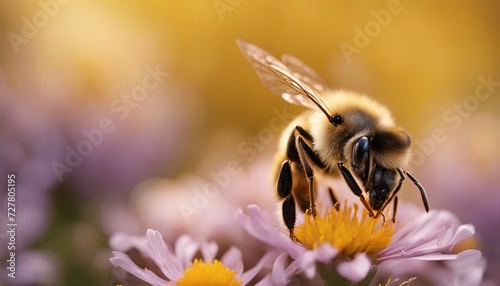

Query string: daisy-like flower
236 200 482 286
109 229 278 285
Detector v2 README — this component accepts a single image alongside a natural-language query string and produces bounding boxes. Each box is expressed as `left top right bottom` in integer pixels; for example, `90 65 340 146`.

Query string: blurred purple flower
61 85 190 198
110 229 279 285
0 72 64 249
0 72 64 285
1 51 192 284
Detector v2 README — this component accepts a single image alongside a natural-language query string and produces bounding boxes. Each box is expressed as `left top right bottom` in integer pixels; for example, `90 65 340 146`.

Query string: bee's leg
295 130 325 169
280 125 324 239
337 163 375 217
282 194 298 241
392 196 398 223
328 187 340 210
277 160 293 198
377 211 387 222
277 160 297 240
404 170 430 212
386 168 405 222
296 136 325 217
286 126 313 162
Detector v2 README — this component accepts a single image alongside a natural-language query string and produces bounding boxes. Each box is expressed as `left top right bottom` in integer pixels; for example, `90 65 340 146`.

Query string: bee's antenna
404 171 430 212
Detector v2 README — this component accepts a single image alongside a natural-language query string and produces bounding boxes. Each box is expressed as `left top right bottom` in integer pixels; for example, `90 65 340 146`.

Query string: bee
237 39 429 240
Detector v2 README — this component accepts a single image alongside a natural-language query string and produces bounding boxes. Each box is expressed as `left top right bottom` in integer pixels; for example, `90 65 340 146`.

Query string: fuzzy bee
237 39 429 240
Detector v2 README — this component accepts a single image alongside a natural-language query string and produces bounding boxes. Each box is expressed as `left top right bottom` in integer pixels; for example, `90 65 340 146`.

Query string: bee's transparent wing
281 54 331 95
237 39 331 114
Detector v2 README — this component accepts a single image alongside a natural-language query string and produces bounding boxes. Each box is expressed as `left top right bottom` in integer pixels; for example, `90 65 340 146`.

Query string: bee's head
347 131 429 214
368 166 397 210
351 135 399 211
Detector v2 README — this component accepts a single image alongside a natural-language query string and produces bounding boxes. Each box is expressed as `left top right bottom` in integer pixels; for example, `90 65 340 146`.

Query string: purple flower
236 201 482 285
413 112 500 285
110 229 278 285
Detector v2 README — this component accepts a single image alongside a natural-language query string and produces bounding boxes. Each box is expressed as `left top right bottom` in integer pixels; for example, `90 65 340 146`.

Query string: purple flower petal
255 276 273 286
297 251 317 279
448 224 476 249
110 251 168 286
444 249 482 269
236 205 303 258
109 231 145 252
337 253 371 283
200 241 219 262
270 253 299 286
221 246 244 277
269 254 290 286
378 210 476 262
174 234 199 268
409 253 461 261
240 250 279 284
445 256 486 286
142 229 183 280
411 249 480 267
313 243 338 264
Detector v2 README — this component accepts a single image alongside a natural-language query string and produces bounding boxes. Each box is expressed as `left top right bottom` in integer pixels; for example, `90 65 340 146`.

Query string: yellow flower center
295 202 394 259
176 259 242 286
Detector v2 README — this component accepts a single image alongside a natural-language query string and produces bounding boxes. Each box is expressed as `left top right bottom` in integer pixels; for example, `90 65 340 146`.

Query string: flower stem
317 263 352 286
317 263 377 286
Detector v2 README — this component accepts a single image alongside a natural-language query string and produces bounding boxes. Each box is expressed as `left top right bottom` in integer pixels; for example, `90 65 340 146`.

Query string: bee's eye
330 114 343 126
352 136 370 180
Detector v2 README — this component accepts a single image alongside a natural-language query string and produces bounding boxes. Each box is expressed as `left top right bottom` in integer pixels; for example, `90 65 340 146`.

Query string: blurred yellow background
0 1 499 285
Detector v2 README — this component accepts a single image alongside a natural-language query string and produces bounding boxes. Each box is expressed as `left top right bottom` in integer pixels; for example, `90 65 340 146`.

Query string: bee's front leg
295 136 324 218
391 196 398 223
337 163 375 217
